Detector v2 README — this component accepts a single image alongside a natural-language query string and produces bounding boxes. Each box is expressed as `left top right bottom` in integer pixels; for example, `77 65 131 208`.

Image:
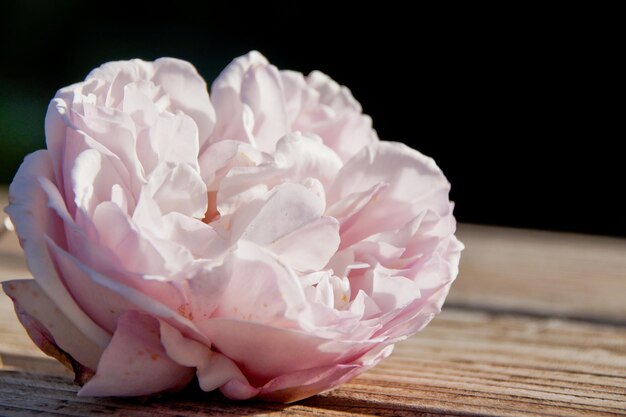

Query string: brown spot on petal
177 303 193 320
150 353 160 361
341 294 348 303
7 284 15 291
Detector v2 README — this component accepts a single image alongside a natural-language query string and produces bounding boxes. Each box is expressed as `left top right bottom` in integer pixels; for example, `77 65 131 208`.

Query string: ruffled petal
329 141 452 247
159 320 253 394
210 51 269 144
152 58 216 148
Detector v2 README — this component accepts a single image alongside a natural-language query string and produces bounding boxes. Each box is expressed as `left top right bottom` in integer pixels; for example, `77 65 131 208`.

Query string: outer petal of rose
325 182 387 222
45 99 142 213
374 237 462 342
210 51 269 144
85 58 215 149
79 312 194 397
44 236 207 343
257 344 394 403
304 71 378 161
2 279 103 372
86 59 153 107
44 98 71 195
45 236 136 332
199 318 382 385
374 284 453 343
152 58 216 149
307 71 361 113
309 111 378 163
5 150 110 349
328 141 452 246
281 68 378 163
329 141 450 211
159 320 255 395
406 235 464 291
70 103 143 185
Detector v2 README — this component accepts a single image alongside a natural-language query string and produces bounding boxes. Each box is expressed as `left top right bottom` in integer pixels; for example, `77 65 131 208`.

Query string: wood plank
0 188 27 281
450 224 626 324
1 310 625 416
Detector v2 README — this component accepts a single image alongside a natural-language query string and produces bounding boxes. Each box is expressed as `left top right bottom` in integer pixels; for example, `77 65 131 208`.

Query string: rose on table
3 51 462 402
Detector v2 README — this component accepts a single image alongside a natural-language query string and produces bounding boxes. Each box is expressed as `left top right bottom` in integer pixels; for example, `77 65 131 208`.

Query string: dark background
1 2 622 236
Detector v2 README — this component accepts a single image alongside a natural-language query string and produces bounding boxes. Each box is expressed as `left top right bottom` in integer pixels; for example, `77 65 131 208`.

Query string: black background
1 2 622 236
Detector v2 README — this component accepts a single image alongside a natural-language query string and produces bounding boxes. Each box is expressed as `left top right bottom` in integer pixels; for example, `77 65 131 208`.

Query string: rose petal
328 141 452 247
258 344 394 403
239 62 288 152
210 51 269 144
159 320 253 394
269 216 340 272
44 236 207 342
79 312 194 397
146 111 201 174
152 58 216 148
273 132 343 188
5 150 110 349
329 141 450 212
232 182 325 245
2 279 104 371
214 241 307 325
199 317 382 385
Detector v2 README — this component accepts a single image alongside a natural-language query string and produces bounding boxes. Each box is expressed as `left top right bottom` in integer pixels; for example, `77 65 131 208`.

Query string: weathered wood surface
1 188 625 416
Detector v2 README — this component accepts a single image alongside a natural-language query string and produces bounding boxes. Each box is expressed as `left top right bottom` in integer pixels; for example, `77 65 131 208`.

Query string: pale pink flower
3 52 462 403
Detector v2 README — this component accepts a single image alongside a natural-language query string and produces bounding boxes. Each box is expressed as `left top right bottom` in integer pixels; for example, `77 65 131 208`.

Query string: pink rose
3 52 463 403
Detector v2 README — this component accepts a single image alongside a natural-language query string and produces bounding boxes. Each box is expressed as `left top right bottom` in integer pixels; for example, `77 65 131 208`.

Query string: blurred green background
1 2 622 236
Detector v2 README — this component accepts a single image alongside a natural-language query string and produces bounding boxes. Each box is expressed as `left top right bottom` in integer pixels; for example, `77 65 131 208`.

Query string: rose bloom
3 52 462 402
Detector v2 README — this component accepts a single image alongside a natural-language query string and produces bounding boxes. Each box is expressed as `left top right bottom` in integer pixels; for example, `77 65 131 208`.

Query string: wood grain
1 310 625 416
451 224 626 324
1 186 625 416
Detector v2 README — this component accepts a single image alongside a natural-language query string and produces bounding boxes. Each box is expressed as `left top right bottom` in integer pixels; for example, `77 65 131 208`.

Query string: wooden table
1 189 625 416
